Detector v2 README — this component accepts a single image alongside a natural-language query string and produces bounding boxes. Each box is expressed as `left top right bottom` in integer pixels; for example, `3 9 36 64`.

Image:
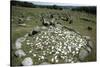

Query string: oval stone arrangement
15 25 93 66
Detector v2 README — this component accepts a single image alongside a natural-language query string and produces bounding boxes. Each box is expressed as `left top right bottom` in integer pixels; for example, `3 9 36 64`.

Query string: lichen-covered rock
22 57 33 66
15 49 26 57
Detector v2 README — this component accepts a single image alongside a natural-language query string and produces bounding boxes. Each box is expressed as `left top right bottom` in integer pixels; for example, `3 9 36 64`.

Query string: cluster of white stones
15 26 92 65
15 34 34 66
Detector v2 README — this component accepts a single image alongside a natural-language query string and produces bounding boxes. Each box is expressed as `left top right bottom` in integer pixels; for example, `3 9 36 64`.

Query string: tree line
11 1 96 14
71 6 96 15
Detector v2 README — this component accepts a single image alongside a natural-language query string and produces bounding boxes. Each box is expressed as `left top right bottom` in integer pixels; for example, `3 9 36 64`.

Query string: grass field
11 6 96 66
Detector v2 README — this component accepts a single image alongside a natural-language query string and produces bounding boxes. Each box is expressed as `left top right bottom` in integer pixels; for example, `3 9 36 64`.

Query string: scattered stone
18 18 24 24
69 19 73 24
42 18 50 26
83 36 91 40
15 41 22 49
18 23 26 27
26 16 31 21
22 57 33 66
15 37 25 49
15 50 26 57
88 41 94 49
29 26 40 36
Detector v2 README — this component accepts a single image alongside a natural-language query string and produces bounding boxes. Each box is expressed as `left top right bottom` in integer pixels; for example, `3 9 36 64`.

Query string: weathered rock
69 19 73 24
15 37 25 49
83 36 91 40
18 23 26 27
79 48 89 61
55 24 62 29
30 26 40 36
43 18 50 26
41 26 48 31
22 57 33 66
88 41 94 49
18 18 24 24
15 50 26 57
26 16 31 21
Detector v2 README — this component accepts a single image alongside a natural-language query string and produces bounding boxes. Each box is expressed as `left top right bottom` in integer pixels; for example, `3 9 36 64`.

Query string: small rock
18 23 26 27
18 18 24 24
41 26 47 30
26 16 31 21
83 36 91 40
15 50 26 57
22 57 33 66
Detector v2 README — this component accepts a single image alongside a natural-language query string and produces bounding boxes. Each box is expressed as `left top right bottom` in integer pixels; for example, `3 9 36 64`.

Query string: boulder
15 37 25 49
79 48 89 61
30 26 40 36
15 50 26 57
22 57 33 66
43 18 50 26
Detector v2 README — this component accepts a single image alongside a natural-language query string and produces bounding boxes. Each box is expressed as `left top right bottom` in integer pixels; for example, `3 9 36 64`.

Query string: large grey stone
79 48 89 60
15 37 25 49
22 57 33 66
15 50 26 57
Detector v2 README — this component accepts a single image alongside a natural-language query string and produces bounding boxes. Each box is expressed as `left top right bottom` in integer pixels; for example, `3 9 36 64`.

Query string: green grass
11 6 96 66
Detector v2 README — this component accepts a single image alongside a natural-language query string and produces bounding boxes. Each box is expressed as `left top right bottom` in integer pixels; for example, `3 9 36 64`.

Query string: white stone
18 23 26 26
22 57 33 66
51 58 54 62
18 37 25 42
33 54 36 57
41 56 44 59
29 50 32 53
15 37 25 49
15 41 22 49
26 42 30 45
55 59 59 63
15 50 26 57
56 51 59 54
